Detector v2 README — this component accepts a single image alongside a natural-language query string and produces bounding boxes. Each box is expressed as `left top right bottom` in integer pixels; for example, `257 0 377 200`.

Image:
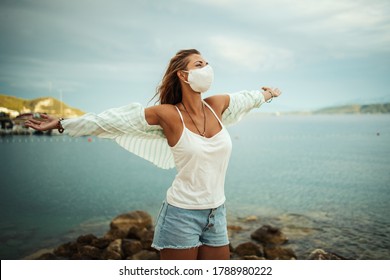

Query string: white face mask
184 65 214 93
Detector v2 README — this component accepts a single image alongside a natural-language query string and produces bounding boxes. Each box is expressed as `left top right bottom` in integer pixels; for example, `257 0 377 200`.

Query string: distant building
0 112 13 129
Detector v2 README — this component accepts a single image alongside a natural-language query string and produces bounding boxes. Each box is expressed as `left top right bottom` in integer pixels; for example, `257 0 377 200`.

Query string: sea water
1 114 389 259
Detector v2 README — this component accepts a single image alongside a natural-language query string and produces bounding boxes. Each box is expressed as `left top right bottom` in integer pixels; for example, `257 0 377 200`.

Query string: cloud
285 0 390 53
193 0 390 58
209 35 294 71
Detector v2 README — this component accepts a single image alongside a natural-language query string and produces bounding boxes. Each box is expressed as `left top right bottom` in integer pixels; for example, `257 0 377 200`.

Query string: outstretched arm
25 103 174 169
221 87 282 127
24 103 156 139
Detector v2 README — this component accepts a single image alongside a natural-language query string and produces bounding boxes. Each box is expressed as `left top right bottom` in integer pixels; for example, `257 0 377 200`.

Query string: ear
177 70 187 82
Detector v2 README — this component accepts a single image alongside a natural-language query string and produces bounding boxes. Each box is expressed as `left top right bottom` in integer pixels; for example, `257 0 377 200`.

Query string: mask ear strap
179 70 190 84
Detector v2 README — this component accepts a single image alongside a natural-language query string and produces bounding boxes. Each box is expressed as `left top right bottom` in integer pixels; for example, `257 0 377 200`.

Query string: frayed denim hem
151 242 203 251
201 242 230 248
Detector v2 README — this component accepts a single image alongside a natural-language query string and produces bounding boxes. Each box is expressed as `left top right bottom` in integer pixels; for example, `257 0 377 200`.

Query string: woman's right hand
24 114 60 131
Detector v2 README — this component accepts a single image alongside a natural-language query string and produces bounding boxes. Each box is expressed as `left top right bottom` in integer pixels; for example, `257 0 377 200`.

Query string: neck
181 91 203 115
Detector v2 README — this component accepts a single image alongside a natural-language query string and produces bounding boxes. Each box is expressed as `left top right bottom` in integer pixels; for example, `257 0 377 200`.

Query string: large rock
103 239 123 260
102 250 122 260
122 239 143 258
130 250 159 260
264 246 297 260
77 234 98 245
242 255 266 260
53 242 78 258
234 242 264 258
105 211 153 240
251 225 288 245
35 210 157 260
91 237 111 249
127 226 154 249
78 245 102 260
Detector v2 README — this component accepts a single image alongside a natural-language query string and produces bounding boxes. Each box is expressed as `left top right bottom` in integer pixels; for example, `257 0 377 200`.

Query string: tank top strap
202 100 223 127
174 106 186 128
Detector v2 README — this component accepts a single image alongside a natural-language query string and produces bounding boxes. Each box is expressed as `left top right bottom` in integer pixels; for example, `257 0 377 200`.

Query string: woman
25 49 281 260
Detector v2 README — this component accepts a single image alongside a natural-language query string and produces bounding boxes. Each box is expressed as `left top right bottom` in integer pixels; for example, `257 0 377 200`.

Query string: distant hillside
0 94 85 118
314 103 390 114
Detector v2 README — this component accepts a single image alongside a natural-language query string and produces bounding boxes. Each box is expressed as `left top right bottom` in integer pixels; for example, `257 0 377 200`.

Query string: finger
24 122 37 129
40 114 50 120
28 119 42 125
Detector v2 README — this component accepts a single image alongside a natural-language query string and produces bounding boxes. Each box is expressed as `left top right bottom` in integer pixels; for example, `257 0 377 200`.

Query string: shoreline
20 210 346 261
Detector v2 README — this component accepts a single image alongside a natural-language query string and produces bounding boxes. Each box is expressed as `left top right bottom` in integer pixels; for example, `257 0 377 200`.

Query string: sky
1 0 390 113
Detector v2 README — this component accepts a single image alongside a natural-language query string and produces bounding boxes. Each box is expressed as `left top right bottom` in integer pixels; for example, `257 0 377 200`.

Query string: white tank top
166 101 232 209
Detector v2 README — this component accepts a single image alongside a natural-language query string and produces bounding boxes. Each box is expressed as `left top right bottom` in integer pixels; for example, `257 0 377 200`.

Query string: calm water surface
1 114 389 259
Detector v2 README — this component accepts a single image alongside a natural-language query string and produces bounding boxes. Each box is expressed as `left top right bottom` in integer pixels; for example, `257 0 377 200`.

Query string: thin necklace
181 101 207 137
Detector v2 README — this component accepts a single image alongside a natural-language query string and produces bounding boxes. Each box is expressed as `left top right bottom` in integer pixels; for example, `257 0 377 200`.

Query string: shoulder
204 94 230 115
155 104 178 116
145 104 179 125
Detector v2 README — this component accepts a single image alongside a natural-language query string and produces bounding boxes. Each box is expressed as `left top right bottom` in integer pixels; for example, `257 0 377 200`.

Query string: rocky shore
28 210 345 260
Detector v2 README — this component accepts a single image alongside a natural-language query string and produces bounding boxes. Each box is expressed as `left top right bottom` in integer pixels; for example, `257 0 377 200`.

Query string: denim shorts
151 201 229 250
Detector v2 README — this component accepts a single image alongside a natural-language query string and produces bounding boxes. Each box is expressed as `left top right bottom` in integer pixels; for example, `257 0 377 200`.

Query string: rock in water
130 250 159 260
53 242 78 258
91 237 111 249
77 234 98 245
103 239 123 260
251 225 288 245
127 226 154 249
122 239 143 258
35 210 157 260
308 249 346 260
264 246 297 260
105 211 153 239
78 245 102 260
234 242 264 258
244 215 258 222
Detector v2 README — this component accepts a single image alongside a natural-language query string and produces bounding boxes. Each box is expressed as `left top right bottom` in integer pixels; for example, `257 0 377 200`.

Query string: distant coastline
275 103 390 115
0 94 84 119
1 94 389 135
313 103 390 114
